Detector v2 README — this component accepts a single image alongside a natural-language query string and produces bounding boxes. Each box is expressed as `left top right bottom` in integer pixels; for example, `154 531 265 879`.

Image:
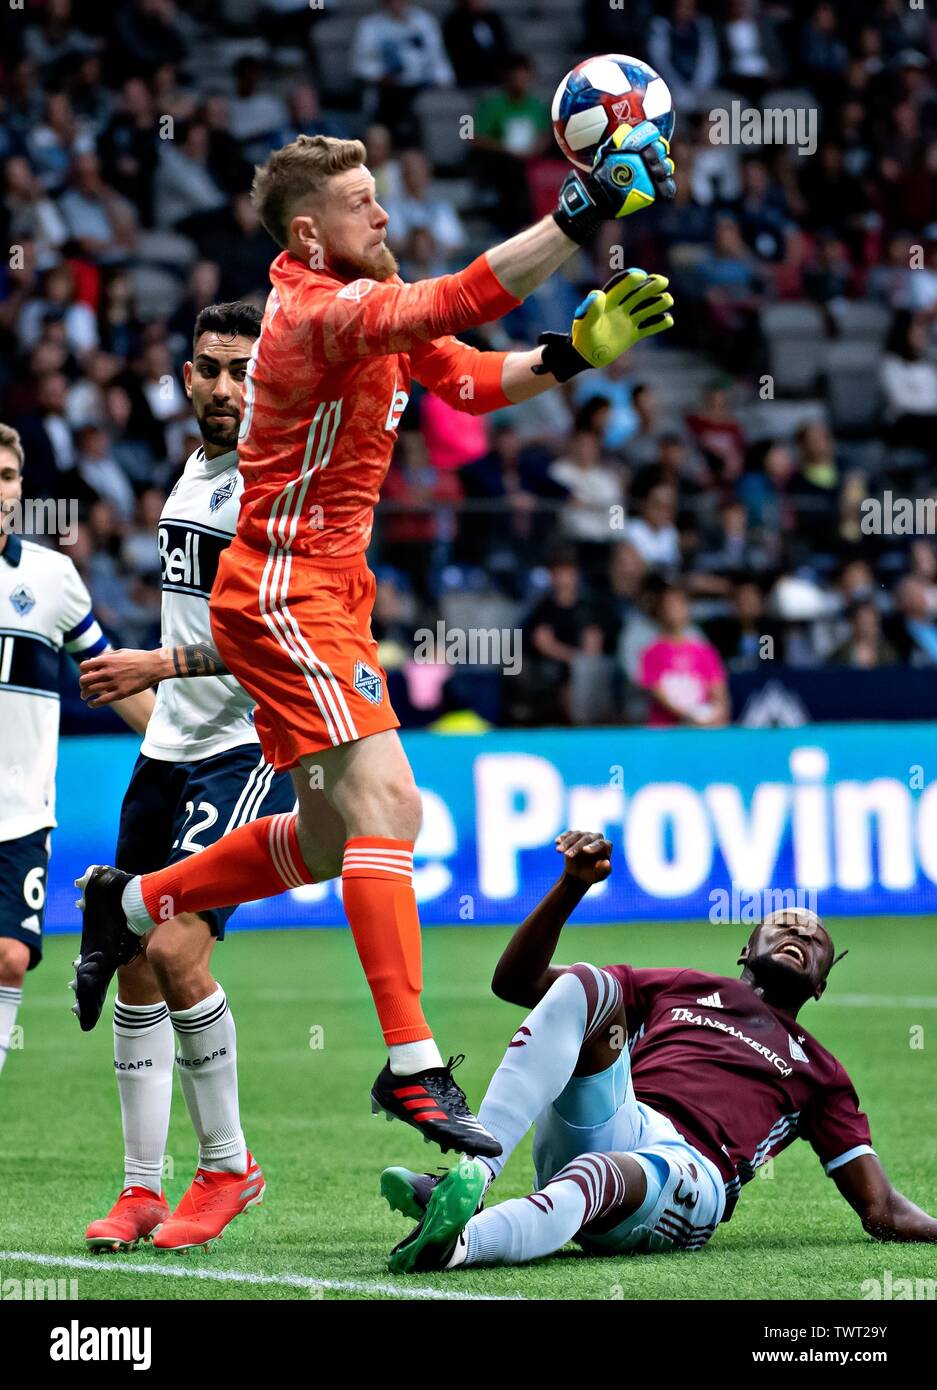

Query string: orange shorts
210 538 399 771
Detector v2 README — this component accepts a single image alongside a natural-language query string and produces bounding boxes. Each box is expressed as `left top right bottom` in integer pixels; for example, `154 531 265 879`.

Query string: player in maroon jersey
383 831 937 1272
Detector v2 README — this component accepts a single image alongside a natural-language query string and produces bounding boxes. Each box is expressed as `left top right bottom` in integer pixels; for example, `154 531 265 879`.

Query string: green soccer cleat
387 1158 487 1275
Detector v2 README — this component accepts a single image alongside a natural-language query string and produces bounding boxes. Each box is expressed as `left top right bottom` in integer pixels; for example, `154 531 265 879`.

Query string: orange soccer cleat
152 1153 265 1252
85 1186 171 1253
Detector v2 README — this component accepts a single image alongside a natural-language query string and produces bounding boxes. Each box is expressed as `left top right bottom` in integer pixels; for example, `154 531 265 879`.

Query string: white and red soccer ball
551 54 675 172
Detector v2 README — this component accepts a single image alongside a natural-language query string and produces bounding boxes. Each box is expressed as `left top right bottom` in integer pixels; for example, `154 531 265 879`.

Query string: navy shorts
0 828 52 970
115 744 296 937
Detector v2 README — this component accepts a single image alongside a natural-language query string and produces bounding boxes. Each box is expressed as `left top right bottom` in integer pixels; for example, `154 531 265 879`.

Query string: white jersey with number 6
0 534 108 842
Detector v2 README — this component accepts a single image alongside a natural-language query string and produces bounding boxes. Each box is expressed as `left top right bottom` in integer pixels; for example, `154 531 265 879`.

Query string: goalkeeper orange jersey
235 249 520 561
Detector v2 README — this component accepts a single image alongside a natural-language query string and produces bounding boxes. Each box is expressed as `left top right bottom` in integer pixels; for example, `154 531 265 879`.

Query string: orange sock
341 838 432 1046
130 813 313 929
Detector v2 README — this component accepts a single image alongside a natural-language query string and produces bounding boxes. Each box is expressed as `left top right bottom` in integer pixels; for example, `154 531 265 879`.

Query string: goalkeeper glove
553 120 676 246
533 267 674 382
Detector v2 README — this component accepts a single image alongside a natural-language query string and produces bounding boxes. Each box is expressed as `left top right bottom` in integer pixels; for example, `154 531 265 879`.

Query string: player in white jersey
0 422 153 1083
76 304 295 1253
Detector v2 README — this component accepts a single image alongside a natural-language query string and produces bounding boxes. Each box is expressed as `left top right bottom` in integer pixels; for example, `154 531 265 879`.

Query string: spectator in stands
705 576 780 671
57 150 138 263
472 54 550 232
571 355 638 451
886 576 937 665
23 0 97 80
632 433 707 529
695 214 765 369
201 96 254 198
5 156 69 269
443 0 510 89
548 418 623 576
122 485 164 580
27 91 94 193
625 481 681 571
384 149 465 263
153 120 227 233
800 1 849 108
647 0 720 114
227 57 290 165
685 380 745 483
639 581 730 727
113 0 187 79
830 599 897 669
882 311 937 455
735 157 789 263
75 423 136 521
718 0 785 104
522 548 607 723
213 191 279 303
365 124 403 206
16 263 98 361
98 78 159 227
909 541 937 615
351 0 454 142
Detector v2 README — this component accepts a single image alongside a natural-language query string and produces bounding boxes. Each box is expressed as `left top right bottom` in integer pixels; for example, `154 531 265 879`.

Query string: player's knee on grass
144 913 216 1009
0 937 29 987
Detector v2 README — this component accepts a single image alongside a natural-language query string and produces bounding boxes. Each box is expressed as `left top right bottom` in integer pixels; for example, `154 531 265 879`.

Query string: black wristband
531 331 591 382
552 170 606 246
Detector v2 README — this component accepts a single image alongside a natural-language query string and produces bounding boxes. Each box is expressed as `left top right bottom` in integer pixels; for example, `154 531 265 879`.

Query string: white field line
0 1250 523 1301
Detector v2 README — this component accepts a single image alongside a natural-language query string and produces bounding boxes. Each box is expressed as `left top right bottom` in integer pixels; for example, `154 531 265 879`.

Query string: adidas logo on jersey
788 1034 809 1064
696 991 723 1008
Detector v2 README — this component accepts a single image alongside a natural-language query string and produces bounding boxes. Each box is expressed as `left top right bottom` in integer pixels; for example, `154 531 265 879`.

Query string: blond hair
0 422 24 472
251 134 367 249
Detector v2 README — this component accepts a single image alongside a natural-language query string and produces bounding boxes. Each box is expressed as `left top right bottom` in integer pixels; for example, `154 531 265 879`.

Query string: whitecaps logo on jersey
353 660 383 705
209 476 237 513
337 279 375 302
10 584 35 616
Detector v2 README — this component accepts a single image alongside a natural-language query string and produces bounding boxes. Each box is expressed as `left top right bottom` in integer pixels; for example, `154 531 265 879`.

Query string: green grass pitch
3 919 936 1301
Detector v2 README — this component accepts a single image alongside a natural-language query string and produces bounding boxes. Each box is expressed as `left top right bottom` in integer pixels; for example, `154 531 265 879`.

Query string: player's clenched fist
556 830 613 885
553 119 676 245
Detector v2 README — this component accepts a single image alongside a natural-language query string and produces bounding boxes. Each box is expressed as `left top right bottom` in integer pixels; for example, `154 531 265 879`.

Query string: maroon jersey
603 966 874 1219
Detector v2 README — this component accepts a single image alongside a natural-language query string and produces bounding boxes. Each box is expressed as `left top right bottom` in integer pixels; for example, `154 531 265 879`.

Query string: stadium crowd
2 0 937 729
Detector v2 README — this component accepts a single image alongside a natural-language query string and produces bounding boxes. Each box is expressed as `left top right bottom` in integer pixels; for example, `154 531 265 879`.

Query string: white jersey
142 446 259 763
0 535 109 842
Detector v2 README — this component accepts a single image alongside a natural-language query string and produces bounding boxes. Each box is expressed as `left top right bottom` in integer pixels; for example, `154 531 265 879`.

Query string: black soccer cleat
370 1054 502 1158
71 866 142 1033
381 1165 486 1223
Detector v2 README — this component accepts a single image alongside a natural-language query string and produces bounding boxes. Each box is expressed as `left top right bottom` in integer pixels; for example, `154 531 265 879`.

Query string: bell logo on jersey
209 477 237 513
158 524 203 592
9 584 35 616
353 660 383 705
384 382 409 432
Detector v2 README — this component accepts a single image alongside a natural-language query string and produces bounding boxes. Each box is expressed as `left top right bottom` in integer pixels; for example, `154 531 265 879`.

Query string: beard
745 950 816 1008
330 242 398 283
195 406 240 451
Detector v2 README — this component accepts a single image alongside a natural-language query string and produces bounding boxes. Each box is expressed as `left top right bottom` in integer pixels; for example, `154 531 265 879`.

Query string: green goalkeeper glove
532 268 674 383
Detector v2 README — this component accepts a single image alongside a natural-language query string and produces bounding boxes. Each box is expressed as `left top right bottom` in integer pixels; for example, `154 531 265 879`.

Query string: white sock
171 986 247 1174
113 999 174 1194
121 876 153 936
389 1039 444 1075
461 1153 627 1266
0 985 23 1077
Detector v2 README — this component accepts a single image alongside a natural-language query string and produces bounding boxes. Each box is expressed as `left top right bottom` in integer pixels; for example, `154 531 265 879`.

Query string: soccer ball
551 54 675 172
